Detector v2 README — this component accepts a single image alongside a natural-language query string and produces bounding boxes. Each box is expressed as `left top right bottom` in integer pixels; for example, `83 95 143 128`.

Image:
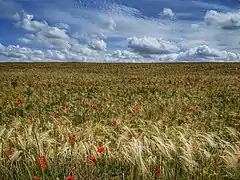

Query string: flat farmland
0 63 239 180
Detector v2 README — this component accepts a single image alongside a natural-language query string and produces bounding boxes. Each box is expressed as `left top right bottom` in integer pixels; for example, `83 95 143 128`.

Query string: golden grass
0 62 239 180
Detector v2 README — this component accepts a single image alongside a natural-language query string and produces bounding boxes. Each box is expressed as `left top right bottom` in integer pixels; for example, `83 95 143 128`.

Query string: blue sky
0 0 240 62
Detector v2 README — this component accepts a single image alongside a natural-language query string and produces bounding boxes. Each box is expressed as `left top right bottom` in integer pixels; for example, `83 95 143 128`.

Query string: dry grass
0 62 239 180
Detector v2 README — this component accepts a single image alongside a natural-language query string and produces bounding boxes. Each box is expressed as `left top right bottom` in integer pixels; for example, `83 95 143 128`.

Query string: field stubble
0 63 239 180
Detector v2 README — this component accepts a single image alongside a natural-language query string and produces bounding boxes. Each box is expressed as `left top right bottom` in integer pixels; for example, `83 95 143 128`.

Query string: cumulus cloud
110 50 141 59
127 37 180 55
162 8 175 19
88 39 107 51
13 11 47 32
0 42 138 62
204 10 240 29
55 22 70 30
138 45 240 62
0 42 92 61
12 11 79 49
40 27 69 40
177 45 240 61
3 5 240 62
0 42 239 62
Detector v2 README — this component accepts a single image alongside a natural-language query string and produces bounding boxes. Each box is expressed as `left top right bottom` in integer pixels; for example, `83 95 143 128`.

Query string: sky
0 0 240 62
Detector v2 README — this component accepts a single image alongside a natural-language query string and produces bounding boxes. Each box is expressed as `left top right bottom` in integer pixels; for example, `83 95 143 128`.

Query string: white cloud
55 22 70 30
0 42 239 62
88 39 107 51
73 31 106 41
18 37 31 44
204 10 240 29
3 3 240 62
127 37 180 54
12 12 20 21
12 11 79 49
162 8 175 19
13 11 47 32
110 50 142 59
37 4 240 54
177 45 240 61
106 18 116 30
40 27 69 40
135 45 240 62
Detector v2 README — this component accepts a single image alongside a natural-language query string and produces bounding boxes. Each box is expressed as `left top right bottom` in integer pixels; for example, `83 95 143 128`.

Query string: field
0 62 240 180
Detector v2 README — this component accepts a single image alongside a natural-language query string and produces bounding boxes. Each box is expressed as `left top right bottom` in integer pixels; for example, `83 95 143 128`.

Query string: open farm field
0 62 240 180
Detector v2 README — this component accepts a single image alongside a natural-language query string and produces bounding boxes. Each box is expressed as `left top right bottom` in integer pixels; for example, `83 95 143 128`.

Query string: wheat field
0 62 239 180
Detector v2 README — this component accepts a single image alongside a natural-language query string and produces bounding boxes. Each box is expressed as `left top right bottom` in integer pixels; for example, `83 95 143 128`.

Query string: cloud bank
204 10 240 29
0 0 239 62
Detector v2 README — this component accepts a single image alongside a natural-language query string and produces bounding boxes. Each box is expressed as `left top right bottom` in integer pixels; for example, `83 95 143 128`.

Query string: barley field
0 62 239 180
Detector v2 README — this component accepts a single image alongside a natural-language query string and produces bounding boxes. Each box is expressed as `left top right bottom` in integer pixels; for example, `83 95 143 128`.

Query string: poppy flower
40 155 46 160
69 135 77 141
133 107 141 111
7 149 13 155
111 121 117 125
155 168 161 175
106 95 110 100
91 105 97 110
60 106 68 110
182 105 193 111
51 114 60 120
28 117 33 121
54 115 60 119
137 133 143 138
39 155 47 170
17 98 23 105
97 147 104 153
88 156 97 164
66 176 75 180
40 158 47 171
34 176 40 180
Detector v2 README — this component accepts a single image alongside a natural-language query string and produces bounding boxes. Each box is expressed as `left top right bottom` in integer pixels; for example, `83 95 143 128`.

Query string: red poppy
7 149 13 155
17 98 23 105
54 115 60 119
133 107 141 111
88 156 97 164
51 114 60 120
38 155 47 170
34 176 40 180
69 135 77 141
91 105 97 110
40 158 47 171
238 156 240 163
60 106 68 110
182 105 193 111
106 95 110 100
40 155 46 160
155 168 161 175
111 121 117 125
66 176 75 180
28 117 33 121
97 147 104 153
137 133 143 138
